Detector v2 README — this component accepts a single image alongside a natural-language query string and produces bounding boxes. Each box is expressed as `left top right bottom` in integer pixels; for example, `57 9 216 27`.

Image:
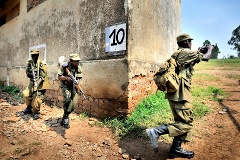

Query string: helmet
177 34 193 43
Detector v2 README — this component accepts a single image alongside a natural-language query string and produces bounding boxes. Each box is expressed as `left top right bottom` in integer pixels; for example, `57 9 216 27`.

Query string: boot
61 112 70 129
23 105 32 114
33 113 41 120
146 125 169 153
169 137 194 159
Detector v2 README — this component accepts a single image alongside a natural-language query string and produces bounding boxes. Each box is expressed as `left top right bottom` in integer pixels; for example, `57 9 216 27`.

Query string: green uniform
23 59 50 113
58 62 82 113
166 47 203 142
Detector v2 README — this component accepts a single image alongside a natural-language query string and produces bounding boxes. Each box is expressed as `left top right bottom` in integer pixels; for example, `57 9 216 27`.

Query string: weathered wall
0 0 181 118
126 0 181 111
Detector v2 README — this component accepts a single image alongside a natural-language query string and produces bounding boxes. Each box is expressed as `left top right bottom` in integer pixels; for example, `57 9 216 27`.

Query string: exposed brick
57 96 63 101
99 103 108 110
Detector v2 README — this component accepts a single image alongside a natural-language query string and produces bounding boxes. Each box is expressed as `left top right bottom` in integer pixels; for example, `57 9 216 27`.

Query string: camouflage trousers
61 87 78 114
23 87 45 114
167 100 194 142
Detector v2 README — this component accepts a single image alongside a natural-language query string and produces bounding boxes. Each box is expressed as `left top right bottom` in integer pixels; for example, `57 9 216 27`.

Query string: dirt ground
0 68 240 160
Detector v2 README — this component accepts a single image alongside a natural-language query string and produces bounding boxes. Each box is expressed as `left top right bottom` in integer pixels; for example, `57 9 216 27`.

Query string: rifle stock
65 67 87 99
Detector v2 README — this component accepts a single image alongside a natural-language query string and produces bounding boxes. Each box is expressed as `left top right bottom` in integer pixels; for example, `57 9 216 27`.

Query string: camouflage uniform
22 50 50 118
166 47 203 142
58 54 82 128
146 34 209 159
58 62 82 114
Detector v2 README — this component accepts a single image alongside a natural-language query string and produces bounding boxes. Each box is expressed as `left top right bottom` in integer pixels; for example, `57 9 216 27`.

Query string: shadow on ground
118 134 171 160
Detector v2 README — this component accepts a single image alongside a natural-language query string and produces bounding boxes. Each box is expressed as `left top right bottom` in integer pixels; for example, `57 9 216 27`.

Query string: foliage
1 85 20 95
0 84 23 100
228 25 240 56
0 82 4 87
211 44 220 59
104 92 171 138
203 40 211 46
79 112 90 120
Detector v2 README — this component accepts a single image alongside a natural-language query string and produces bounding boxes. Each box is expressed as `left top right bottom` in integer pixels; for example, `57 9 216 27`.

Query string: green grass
226 74 240 80
32 142 41 146
79 112 89 120
194 59 240 71
0 84 23 99
193 73 219 82
103 58 238 138
103 85 226 138
191 86 226 117
104 92 171 138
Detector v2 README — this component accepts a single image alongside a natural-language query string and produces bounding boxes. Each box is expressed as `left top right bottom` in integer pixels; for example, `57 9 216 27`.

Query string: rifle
198 44 215 54
63 63 87 99
30 62 38 94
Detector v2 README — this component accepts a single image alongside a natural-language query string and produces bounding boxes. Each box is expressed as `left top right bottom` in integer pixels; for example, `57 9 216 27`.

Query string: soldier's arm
202 45 214 61
58 68 71 82
177 49 203 66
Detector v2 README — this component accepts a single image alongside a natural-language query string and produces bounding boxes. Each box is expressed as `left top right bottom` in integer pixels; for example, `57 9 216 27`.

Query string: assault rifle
63 62 87 100
198 44 215 54
30 62 38 94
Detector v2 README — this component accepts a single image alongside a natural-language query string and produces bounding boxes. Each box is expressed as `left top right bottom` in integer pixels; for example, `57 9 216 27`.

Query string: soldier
58 54 82 129
146 34 214 159
22 49 50 120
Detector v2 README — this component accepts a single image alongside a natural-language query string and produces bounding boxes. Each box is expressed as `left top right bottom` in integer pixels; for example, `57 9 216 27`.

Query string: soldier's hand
66 77 72 82
27 73 33 78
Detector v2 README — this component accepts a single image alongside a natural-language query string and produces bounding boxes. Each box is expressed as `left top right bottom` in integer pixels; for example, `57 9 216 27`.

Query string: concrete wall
126 0 181 111
0 0 181 118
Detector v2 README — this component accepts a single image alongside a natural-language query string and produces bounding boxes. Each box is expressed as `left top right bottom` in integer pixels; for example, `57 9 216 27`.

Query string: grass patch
0 84 23 99
104 92 172 138
104 85 227 138
1 85 20 95
32 142 41 146
226 74 240 80
192 86 226 101
193 74 219 82
79 112 89 120
0 151 6 156
191 86 227 117
194 59 240 71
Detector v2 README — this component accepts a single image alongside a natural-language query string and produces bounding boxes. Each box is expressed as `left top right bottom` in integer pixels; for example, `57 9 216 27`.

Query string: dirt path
0 69 239 160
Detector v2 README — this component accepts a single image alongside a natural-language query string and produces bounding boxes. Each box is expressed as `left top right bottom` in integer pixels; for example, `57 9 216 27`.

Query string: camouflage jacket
25 59 50 91
58 62 82 89
166 47 203 102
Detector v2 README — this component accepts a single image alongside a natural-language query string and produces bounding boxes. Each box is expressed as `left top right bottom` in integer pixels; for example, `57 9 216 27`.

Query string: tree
203 40 211 46
202 40 220 59
228 25 240 57
211 44 220 59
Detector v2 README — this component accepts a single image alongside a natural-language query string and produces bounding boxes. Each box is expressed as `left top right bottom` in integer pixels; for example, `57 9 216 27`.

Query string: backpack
153 50 182 93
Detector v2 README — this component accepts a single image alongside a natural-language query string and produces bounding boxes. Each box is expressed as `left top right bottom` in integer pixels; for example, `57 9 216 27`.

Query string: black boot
61 112 70 129
33 113 41 120
169 137 194 159
146 125 169 153
23 105 32 114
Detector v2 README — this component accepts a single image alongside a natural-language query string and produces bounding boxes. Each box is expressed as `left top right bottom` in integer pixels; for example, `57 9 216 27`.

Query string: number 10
109 28 125 46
